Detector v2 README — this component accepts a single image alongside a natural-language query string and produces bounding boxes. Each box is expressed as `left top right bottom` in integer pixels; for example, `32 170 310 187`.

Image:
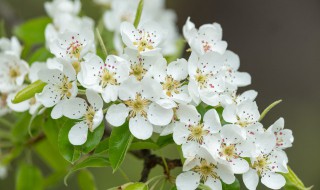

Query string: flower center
130 63 146 81
72 61 81 74
187 123 209 144
85 106 96 132
252 156 269 174
9 67 20 79
0 93 8 107
100 69 117 88
236 116 251 127
202 41 212 53
219 144 237 161
124 94 150 118
195 69 208 89
133 31 155 53
193 160 219 181
67 37 83 59
60 76 73 99
162 76 181 97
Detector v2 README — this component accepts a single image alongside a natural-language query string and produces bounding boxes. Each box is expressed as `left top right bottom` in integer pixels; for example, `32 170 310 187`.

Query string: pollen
100 68 117 87
187 123 209 144
85 106 96 132
124 94 150 118
162 76 181 97
193 159 219 181
130 63 146 81
195 69 208 89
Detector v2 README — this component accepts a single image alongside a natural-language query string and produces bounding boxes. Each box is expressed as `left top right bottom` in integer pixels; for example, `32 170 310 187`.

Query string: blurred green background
0 0 319 189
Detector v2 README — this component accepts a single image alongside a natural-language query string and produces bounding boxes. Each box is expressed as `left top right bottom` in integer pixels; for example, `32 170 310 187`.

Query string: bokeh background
0 0 319 189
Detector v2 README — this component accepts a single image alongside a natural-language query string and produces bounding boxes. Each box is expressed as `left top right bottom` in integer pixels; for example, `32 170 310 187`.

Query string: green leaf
58 120 81 163
94 137 109 154
156 134 174 148
12 80 46 104
130 139 159 151
133 0 144 28
81 123 105 154
14 17 51 45
109 122 133 172
64 155 110 185
284 166 312 190
125 182 149 190
222 178 240 190
77 170 97 190
259 99 282 121
16 164 43 190
28 47 53 64
11 113 31 143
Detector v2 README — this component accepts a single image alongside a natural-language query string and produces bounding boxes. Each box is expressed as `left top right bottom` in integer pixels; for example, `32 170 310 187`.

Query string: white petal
129 115 153 140
261 172 286 190
29 62 47 82
141 77 162 101
188 79 201 105
68 122 89 145
51 101 64 119
63 98 87 119
86 89 103 110
222 105 238 123
205 177 222 190
167 58 188 81
234 72 251 87
243 168 259 190
176 171 200 190
6 93 30 112
221 124 246 144
102 85 119 103
230 158 249 174
36 83 62 107
38 69 62 84
118 76 140 100
147 102 173 126
203 109 221 133
160 122 175 136
106 103 129 127
236 90 258 104
173 122 189 145
176 104 200 125
156 99 177 109
92 109 103 130
268 117 284 133
255 131 276 154
216 164 235 184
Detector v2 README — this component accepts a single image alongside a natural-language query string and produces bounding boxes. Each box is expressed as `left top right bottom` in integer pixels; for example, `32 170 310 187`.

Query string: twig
26 133 45 146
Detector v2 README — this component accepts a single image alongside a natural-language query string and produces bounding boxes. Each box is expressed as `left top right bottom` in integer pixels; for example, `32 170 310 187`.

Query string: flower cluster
0 0 295 189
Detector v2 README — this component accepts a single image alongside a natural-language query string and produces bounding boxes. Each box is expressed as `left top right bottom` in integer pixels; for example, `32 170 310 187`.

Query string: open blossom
243 149 288 190
0 37 22 57
78 53 130 103
0 54 29 93
106 76 173 139
120 21 163 56
176 148 235 190
267 118 294 150
36 59 78 118
61 90 104 145
221 89 258 107
183 17 227 55
7 89 42 115
44 0 81 18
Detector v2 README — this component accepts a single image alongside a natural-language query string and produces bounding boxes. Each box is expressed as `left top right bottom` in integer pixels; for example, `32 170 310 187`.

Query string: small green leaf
16 164 43 190
222 178 240 190
94 137 110 154
156 134 174 148
14 17 51 45
284 166 312 190
77 170 97 190
130 139 159 151
109 122 133 172
58 120 81 163
133 0 144 28
64 155 110 185
28 47 53 64
12 80 46 104
125 182 149 190
259 99 282 121
81 123 105 154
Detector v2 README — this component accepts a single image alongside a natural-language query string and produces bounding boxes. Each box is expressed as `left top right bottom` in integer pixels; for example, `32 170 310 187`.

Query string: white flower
0 37 22 57
29 62 48 83
243 149 288 190
49 29 95 61
120 21 164 56
0 54 29 93
7 90 42 115
106 76 171 140
45 0 81 18
204 124 252 174
176 148 235 190
173 105 221 157
187 52 226 106
222 99 260 127
267 118 294 150
122 48 167 82
183 17 227 55
78 53 130 103
221 90 258 107
36 59 78 118
63 89 104 145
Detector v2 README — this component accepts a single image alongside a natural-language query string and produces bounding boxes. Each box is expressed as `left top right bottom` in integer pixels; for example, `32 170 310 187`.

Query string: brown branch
130 149 182 182
26 133 45 146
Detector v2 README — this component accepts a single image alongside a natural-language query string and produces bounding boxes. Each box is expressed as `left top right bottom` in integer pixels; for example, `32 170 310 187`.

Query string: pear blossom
61 90 104 145
176 148 235 190
221 89 258 107
0 54 29 93
78 53 130 103
243 149 288 190
173 105 222 156
187 52 226 106
7 90 42 115
183 17 227 55
267 118 294 150
120 21 163 56
36 59 78 118
0 37 22 57
106 76 172 140
44 0 81 18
